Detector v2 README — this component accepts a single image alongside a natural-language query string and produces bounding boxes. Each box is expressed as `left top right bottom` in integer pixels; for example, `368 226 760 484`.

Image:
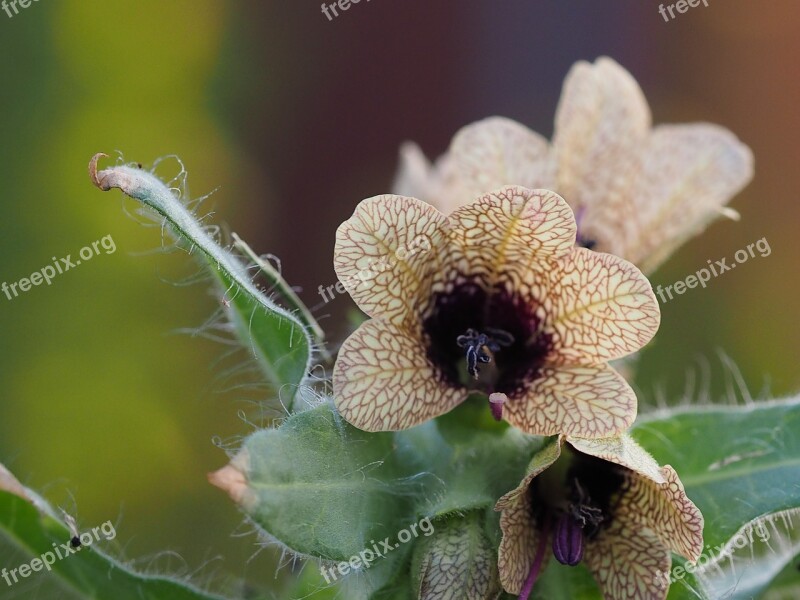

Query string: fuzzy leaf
285 550 415 600
528 561 602 600
211 400 539 598
213 403 414 563
632 397 800 549
89 154 312 406
672 509 800 600
0 469 226 600
762 555 800 600
637 398 800 599
397 399 542 521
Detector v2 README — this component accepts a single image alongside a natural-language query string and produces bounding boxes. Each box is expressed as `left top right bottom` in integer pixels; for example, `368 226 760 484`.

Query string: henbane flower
394 57 754 274
495 435 703 600
332 185 660 436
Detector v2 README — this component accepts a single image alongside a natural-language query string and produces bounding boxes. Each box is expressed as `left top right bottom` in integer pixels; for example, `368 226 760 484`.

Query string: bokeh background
0 0 798 597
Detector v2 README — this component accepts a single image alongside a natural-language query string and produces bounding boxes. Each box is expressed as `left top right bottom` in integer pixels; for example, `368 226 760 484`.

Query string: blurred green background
0 0 797 597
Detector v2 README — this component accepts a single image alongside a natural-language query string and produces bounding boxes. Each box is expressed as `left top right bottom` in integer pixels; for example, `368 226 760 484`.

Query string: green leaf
685 508 800 600
221 403 415 563
0 473 226 600
763 551 800 600
89 154 312 406
530 561 600 600
661 566 705 600
232 232 327 354
632 397 800 599
397 398 542 522
369 576 416 600
285 563 416 600
213 403 444 598
412 511 501 600
632 397 800 549
664 509 800 600
210 400 540 598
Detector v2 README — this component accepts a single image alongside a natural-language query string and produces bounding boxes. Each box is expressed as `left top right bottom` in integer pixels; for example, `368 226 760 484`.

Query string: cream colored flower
394 57 753 274
496 435 704 600
332 186 660 436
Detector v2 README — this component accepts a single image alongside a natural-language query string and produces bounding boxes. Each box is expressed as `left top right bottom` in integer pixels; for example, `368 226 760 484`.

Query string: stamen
456 327 514 379
570 479 604 535
484 327 515 347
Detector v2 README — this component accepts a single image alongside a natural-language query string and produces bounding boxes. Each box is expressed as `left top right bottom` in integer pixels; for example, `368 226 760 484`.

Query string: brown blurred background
0 0 797 597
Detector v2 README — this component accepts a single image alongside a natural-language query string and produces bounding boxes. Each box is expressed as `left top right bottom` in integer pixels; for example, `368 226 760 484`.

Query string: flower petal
392 142 436 200
497 496 546 596
582 464 704 599
567 434 666 484
332 319 467 431
449 117 556 201
584 522 671 600
447 186 577 292
496 438 562 594
392 142 467 215
614 465 705 562
553 57 651 209
334 195 449 325
605 123 755 273
504 364 636 438
546 248 661 364
496 437 563 511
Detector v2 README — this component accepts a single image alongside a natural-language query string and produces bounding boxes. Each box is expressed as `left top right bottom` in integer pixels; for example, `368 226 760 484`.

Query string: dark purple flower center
519 450 627 599
421 279 552 396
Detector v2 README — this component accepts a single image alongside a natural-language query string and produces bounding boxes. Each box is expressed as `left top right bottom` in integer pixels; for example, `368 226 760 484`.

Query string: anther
456 327 514 379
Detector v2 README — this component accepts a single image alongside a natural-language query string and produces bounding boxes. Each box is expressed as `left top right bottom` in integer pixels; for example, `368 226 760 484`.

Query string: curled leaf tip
89 152 110 190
